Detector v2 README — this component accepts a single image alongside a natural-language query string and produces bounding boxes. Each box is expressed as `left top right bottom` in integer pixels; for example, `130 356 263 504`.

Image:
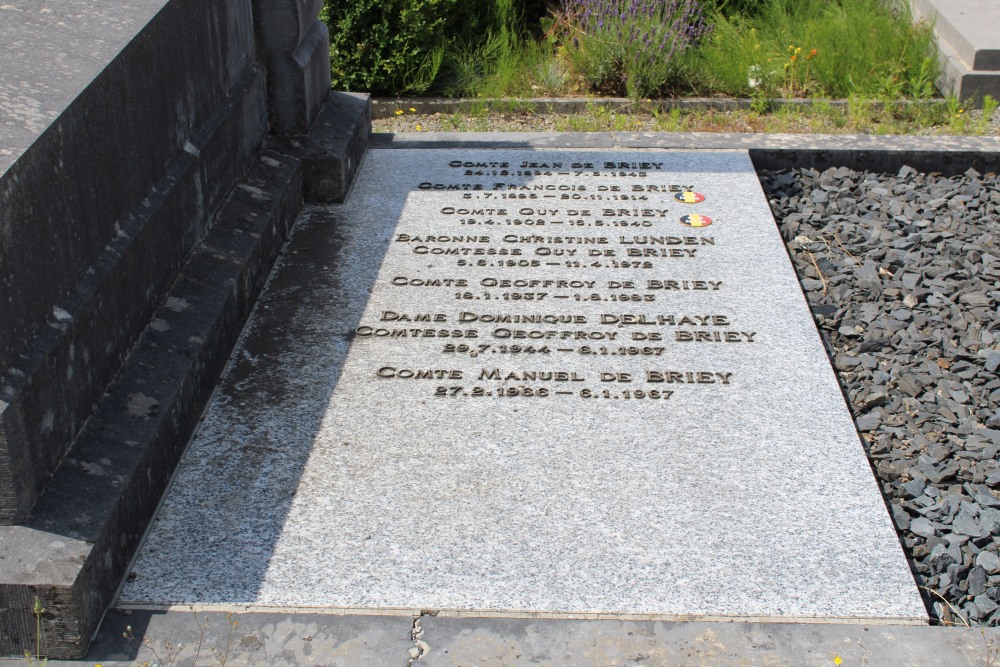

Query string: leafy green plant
325 0 458 94
944 95 967 132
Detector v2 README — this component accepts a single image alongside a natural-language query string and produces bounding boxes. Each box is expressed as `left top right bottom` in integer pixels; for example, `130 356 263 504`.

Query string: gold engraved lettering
626 248 697 258
449 161 510 168
602 162 664 170
619 236 714 246
601 208 670 217
675 331 755 342
459 312 587 324
481 278 597 288
356 327 478 338
502 235 607 244
396 234 490 243
391 277 468 287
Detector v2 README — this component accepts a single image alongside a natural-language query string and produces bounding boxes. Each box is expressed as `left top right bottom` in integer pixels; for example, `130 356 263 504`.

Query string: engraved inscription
356 153 748 401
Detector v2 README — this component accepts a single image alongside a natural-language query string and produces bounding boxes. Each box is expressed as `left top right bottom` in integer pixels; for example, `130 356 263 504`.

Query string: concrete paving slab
118 148 923 623
5 610 999 666
417 616 999 667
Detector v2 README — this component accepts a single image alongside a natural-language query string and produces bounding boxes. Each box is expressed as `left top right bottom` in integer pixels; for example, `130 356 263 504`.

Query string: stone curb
15 609 998 666
371 131 1000 175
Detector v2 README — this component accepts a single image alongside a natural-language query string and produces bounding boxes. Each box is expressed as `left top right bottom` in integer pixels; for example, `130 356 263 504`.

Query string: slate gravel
761 165 1000 626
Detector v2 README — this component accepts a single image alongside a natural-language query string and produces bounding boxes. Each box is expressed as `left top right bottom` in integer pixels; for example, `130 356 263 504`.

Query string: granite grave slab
119 149 926 623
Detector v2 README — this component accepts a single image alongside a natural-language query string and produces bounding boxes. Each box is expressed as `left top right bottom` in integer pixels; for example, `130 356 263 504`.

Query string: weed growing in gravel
121 611 240 667
22 598 47 667
946 95 969 133
976 95 999 134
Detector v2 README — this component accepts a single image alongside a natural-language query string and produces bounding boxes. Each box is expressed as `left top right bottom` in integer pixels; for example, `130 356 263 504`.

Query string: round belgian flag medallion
680 214 712 227
674 191 706 204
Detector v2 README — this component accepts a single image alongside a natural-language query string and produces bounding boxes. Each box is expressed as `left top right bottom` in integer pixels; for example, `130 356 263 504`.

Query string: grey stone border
46 609 1000 666
371 131 1000 175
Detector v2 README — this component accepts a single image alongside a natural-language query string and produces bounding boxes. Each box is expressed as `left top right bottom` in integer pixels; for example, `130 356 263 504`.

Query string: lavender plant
557 0 711 97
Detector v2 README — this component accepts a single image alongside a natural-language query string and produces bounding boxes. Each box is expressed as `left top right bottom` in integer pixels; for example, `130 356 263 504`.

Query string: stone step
911 0 1000 72
910 0 1000 101
932 28 1000 102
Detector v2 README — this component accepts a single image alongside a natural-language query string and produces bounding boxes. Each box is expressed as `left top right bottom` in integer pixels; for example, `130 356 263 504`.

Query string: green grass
683 0 939 99
434 0 563 98
412 0 941 102
361 0 1000 136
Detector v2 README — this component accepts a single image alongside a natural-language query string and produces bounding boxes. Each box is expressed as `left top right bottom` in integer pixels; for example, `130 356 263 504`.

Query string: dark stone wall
0 0 267 523
0 0 256 371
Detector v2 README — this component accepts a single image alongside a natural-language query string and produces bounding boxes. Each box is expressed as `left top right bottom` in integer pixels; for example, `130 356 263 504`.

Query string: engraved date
577 346 665 356
443 343 551 356
434 386 551 397
455 292 548 300
579 389 674 399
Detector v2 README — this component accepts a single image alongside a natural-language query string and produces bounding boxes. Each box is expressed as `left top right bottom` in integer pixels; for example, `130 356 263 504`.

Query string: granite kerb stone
370 131 1000 175
370 96 952 118
0 148 302 660
0 65 268 525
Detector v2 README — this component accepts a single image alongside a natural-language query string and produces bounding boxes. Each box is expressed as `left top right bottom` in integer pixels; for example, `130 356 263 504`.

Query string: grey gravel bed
762 166 1000 626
